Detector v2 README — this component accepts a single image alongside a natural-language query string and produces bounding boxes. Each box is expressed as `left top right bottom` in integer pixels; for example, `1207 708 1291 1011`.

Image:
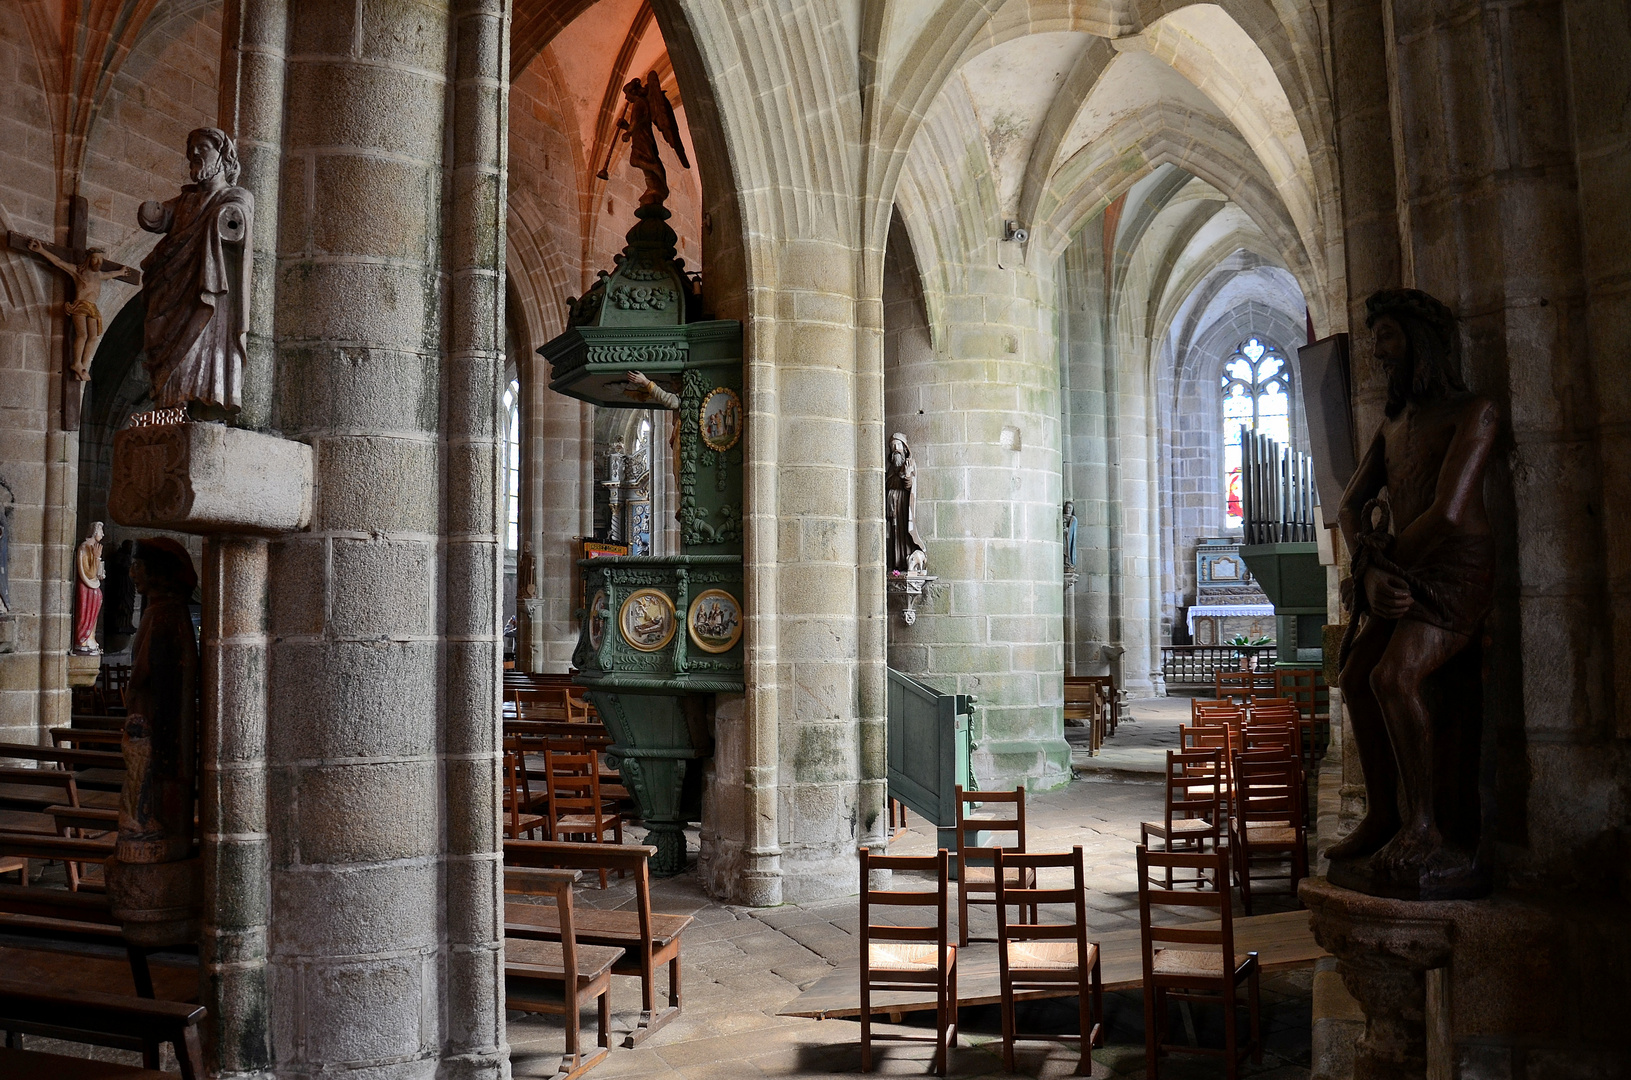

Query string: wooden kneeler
504 867 624 1080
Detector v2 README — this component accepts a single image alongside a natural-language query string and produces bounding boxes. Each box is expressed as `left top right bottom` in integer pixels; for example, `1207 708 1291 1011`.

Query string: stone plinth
110 422 313 535
1302 877 1631 1079
66 652 101 687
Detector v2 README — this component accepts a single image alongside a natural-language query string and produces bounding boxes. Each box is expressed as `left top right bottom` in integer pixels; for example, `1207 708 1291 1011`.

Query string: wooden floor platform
779 910 1322 1021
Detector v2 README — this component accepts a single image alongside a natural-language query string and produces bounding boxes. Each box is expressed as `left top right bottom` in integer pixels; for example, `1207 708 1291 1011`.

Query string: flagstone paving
509 699 1316 1079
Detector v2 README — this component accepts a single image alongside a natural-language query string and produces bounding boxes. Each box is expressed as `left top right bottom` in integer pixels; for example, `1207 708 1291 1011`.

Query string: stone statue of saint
887 433 928 575
72 521 106 655
1328 288 1498 899
118 538 199 866
1063 500 1078 570
138 127 253 416
616 71 690 207
26 241 132 381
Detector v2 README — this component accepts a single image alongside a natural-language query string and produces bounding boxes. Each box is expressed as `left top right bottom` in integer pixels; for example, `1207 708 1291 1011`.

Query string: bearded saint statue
138 127 253 417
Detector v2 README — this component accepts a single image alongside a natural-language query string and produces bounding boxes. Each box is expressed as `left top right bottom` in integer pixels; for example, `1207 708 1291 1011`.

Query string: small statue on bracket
887 433 928 576
1063 499 1078 571
1328 288 1498 901
138 127 253 419
72 521 106 655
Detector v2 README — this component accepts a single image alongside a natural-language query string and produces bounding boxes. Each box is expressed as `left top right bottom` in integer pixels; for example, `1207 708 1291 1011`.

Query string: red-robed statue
138 127 253 417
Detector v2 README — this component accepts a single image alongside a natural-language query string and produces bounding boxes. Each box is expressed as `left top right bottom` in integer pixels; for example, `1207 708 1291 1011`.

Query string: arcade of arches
0 1 1627 1077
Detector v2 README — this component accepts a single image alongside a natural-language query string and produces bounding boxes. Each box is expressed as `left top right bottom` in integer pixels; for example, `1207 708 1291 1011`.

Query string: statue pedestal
67 652 101 686
110 421 313 534
107 855 202 948
1301 876 1631 1079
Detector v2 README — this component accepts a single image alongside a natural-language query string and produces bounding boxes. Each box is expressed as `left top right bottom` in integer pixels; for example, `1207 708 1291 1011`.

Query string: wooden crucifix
8 195 141 431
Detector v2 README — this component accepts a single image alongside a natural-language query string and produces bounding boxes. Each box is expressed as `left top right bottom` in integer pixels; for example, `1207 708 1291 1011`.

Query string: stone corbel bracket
888 572 938 626
109 421 314 535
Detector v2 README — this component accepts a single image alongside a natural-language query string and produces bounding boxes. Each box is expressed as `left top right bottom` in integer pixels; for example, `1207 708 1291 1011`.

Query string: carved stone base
107 855 202 948
66 652 101 687
110 421 313 535
1301 876 1631 1079
1301 878 1452 1080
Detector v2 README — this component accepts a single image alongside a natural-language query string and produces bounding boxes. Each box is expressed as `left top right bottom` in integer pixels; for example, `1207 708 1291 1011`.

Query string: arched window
502 378 521 554
1221 337 1291 529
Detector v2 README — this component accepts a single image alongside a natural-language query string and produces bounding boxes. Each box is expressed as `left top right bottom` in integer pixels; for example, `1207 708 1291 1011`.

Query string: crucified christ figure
1327 288 1497 898
28 239 130 381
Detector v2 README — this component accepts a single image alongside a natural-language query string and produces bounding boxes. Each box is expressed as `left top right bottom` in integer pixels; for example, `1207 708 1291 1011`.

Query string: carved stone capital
110 422 313 536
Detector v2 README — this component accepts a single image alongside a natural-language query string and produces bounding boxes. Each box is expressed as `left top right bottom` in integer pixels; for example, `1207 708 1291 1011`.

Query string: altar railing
1160 645 1275 686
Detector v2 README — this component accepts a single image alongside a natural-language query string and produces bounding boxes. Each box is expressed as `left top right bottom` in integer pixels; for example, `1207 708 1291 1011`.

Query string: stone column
198 537 272 1076
1060 228 1113 678
267 2 501 1073
441 1 508 1072
884 230 1071 790
202 3 286 1072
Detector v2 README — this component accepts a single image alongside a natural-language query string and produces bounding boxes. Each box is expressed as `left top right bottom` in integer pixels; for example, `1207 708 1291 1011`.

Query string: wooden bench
0 743 125 794
504 866 623 1080
505 839 693 1046
0 977 204 1079
1064 675 1119 751
0 851 192 1001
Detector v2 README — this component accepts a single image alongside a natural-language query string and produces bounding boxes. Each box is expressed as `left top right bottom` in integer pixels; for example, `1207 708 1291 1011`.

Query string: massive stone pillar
266 2 504 1074
1060 227 1113 678
884 219 1070 790
1313 1 1631 1074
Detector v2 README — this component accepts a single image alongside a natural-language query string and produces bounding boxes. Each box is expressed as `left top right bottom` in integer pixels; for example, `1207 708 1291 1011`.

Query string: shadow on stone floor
510 710 1319 1078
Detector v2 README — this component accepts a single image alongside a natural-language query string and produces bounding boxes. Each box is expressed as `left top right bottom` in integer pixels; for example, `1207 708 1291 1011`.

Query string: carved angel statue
618 71 690 207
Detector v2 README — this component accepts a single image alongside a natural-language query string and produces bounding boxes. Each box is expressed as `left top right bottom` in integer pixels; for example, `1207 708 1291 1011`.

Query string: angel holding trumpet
606 71 691 206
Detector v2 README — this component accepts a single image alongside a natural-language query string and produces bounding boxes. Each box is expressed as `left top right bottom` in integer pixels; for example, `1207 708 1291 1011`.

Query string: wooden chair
1251 700 1314 768
1179 726 1236 817
887 797 910 841
506 839 694 1046
858 846 958 1076
953 785 1034 946
1214 669 1275 703
543 746 622 886
0 978 205 1079
1136 846 1261 1079
504 866 623 1080
993 846 1103 1075
1229 750 1308 915
1275 666 1329 726
502 740 548 840
1140 750 1224 888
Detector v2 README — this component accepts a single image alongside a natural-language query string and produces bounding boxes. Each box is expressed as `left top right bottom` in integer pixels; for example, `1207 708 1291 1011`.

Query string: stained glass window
502 378 521 553
1221 338 1291 530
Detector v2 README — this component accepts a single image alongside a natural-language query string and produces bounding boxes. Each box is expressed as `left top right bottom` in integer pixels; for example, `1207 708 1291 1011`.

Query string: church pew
0 978 205 1080
0 847 167 1000
502 866 624 1080
0 742 125 792
505 839 693 1046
